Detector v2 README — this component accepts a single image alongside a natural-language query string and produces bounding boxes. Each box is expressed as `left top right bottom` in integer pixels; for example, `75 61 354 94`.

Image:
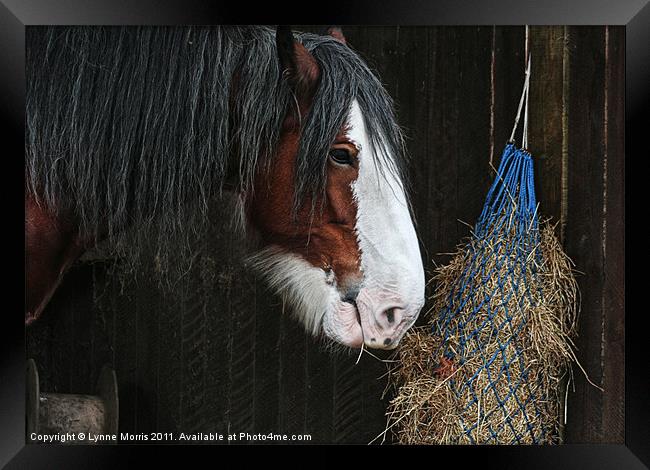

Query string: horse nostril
384 338 392 346
342 285 360 305
386 308 395 324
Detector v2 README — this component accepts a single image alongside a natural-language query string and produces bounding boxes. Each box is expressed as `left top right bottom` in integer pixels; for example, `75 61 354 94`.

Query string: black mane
26 25 406 271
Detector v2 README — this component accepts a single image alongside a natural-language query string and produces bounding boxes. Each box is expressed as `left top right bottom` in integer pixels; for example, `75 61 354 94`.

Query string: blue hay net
432 142 552 444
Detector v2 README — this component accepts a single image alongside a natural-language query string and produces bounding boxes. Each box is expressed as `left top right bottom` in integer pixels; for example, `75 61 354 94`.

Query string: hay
384 222 579 445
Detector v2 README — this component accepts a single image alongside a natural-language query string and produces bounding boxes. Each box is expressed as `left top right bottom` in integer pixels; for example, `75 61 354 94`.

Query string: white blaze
347 100 425 343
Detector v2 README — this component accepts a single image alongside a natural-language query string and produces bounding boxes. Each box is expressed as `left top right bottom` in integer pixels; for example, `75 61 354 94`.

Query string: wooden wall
26 26 624 444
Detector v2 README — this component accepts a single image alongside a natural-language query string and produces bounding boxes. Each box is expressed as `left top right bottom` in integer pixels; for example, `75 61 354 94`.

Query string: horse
25 25 425 350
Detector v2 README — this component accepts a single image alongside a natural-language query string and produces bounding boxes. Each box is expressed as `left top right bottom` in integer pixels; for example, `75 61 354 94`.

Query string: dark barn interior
26 25 624 444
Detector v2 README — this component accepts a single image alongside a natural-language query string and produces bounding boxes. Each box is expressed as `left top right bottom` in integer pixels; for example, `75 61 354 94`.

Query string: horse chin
322 300 364 349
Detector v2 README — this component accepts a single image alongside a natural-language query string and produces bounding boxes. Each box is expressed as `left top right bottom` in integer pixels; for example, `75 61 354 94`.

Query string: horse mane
25 25 406 273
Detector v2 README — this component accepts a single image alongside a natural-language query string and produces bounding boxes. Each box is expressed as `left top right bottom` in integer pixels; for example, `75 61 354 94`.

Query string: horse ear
276 25 320 103
325 26 347 45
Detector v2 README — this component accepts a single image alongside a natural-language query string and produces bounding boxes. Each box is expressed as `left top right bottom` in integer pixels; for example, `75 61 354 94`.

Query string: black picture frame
2 0 642 467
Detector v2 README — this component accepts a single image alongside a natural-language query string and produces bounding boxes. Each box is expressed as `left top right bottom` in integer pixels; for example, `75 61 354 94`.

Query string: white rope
509 24 532 150
523 54 531 148
509 56 531 144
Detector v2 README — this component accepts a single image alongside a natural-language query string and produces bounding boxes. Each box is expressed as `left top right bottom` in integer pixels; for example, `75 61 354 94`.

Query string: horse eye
329 148 353 165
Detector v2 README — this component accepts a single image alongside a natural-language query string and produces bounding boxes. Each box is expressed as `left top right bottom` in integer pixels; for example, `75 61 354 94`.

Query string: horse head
245 27 425 350
25 26 425 350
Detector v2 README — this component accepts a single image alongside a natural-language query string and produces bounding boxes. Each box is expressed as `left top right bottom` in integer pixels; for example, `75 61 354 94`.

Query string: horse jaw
246 246 363 346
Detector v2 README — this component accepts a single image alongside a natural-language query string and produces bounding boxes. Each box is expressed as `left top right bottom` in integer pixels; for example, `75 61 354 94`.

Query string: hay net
385 57 578 445
435 56 553 444
433 142 549 444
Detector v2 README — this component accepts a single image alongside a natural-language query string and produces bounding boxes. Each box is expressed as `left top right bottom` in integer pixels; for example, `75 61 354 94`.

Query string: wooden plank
281 24 417 445
353 25 404 445
51 271 76 395
425 26 459 267
332 354 364 443
390 26 433 268
252 277 281 438
111 272 138 435
226 216 257 441
352 26 431 445
358 353 392 444
454 26 494 238
32 271 63 393
299 32 387 443
25 295 54 393
492 27 526 167
294 26 409 444
419 26 496 271
293 27 397 442
178 253 208 434
129 263 159 434
90 262 114 401
526 26 569 441
601 25 625 444
564 26 607 444
154 273 182 435
304 341 334 443
71 266 94 393
202 202 236 440
277 310 307 440
528 26 567 228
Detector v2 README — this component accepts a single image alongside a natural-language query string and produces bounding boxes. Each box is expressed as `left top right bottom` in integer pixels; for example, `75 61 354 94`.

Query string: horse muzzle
323 286 423 350
355 287 422 350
